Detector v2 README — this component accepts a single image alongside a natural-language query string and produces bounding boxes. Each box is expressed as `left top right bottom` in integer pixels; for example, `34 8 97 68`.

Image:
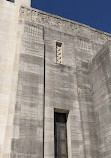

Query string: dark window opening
6 0 14 3
54 112 68 158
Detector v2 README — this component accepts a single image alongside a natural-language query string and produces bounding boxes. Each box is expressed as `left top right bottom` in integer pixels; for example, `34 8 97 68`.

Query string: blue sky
31 0 111 34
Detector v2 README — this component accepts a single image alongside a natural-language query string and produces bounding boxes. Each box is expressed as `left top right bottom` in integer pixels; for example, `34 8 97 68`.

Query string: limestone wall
10 6 111 158
0 1 30 158
11 21 44 158
90 42 111 158
43 28 85 158
1 3 111 158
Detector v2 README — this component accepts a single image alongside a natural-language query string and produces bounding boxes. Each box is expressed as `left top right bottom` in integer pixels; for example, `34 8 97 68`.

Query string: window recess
54 112 68 158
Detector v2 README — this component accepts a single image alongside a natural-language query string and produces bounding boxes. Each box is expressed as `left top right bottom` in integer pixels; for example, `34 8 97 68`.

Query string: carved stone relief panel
23 22 43 44
75 37 92 53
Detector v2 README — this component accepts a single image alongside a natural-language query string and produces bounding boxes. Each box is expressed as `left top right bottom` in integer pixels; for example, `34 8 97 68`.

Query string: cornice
19 6 111 44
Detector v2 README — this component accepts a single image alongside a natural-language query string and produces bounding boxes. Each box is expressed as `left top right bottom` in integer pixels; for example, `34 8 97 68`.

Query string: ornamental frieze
19 6 110 44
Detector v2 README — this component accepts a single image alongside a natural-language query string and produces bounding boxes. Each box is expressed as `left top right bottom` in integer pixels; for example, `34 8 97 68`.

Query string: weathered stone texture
11 21 44 158
89 42 111 158
43 28 84 158
76 59 99 158
1 2 111 158
8 6 111 158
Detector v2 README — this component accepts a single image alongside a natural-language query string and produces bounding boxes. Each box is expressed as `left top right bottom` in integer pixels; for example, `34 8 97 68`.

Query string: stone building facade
0 0 111 158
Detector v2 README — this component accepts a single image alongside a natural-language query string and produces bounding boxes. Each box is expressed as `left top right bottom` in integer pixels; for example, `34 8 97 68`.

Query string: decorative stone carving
19 7 111 44
75 37 92 53
56 42 62 64
19 7 26 17
24 22 43 39
31 10 37 21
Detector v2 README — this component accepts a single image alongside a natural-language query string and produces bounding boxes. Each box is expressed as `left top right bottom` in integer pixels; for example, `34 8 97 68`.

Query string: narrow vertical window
56 42 62 64
54 112 68 158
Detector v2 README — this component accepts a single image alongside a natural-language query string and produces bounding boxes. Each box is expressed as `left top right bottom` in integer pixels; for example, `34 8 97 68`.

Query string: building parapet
19 6 111 44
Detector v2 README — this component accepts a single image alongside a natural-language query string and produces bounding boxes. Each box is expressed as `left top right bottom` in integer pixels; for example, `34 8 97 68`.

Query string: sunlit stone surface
0 1 111 158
